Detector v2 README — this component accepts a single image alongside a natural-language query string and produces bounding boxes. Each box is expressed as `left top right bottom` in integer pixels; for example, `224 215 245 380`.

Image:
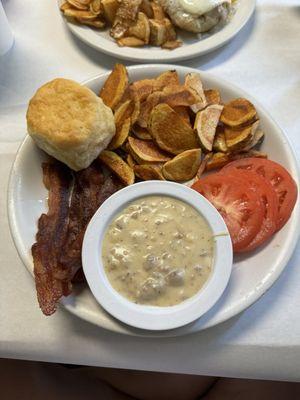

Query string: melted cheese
178 0 230 16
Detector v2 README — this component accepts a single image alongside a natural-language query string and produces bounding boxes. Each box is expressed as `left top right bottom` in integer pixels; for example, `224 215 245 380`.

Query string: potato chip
205 149 267 171
149 19 169 46
151 2 165 20
108 118 131 150
242 128 264 151
117 37 145 47
89 0 102 14
149 103 200 154
126 154 136 169
194 104 223 152
154 70 180 91
99 150 134 185
130 79 155 102
99 64 128 110
220 98 257 128
134 164 165 180
67 0 90 10
140 0 154 18
64 8 96 19
173 106 191 126
127 12 150 44
160 85 198 107
114 100 133 126
101 0 119 23
137 92 161 127
224 120 259 152
132 124 152 140
161 40 182 50
204 89 221 106
60 2 72 11
128 136 171 163
213 127 228 153
76 18 105 27
184 72 207 113
162 149 202 181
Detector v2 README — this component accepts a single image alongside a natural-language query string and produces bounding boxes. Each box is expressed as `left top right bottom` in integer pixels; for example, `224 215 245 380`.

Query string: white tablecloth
1 0 300 381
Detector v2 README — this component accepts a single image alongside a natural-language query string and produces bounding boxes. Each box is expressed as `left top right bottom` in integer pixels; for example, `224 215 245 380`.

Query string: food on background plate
102 195 213 306
60 0 235 49
160 0 231 33
26 64 297 316
26 78 115 171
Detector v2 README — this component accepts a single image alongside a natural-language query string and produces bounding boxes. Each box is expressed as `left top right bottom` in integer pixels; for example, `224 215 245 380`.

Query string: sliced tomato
192 174 264 252
220 169 279 252
222 158 298 230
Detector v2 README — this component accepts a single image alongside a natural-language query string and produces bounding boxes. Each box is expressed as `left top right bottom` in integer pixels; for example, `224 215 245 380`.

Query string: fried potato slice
220 98 257 128
151 2 165 20
173 106 191 126
130 79 155 102
111 0 142 39
163 18 177 41
60 2 72 11
114 100 133 125
204 89 221 106
101 0 119 23
224 120 259 152
132 124 152 140
154 70 180 90
137 91 161 127
126 154 136 169
89 0 102 15
67 0 91 10
127 12 150 44
149 103 200 154
99 64 128 110
76 18 105 27
117 37 145 47
99 150 134 185
140 0 154 18
205 152 230 171
161 40 182 50
162 149 202 181
134 164 165 180
128 136 171 163
242 128 264 151
194 104 224 152
205 149 267 171
64 8 97 19
185 72 207 113
108 118 131 150
213 127 228 153
161 85 198 107
149 19 168 46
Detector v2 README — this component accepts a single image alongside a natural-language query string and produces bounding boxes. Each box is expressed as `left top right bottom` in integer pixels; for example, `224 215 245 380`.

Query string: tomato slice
222 158 298 230
220 169 279 252
192 174 264 252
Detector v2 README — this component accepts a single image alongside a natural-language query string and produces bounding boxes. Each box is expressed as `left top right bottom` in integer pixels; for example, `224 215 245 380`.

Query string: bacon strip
60 162 123 284
32 160 124 314
32 162 73 316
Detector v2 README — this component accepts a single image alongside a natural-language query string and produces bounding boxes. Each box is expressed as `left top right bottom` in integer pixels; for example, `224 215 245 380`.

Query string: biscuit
27 78 116 171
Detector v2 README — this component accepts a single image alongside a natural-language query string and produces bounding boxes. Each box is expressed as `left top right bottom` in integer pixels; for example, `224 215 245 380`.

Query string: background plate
57 0 256 62
8 65 300 337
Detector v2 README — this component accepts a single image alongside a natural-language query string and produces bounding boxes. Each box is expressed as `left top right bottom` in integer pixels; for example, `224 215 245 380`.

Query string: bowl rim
82 180 233 330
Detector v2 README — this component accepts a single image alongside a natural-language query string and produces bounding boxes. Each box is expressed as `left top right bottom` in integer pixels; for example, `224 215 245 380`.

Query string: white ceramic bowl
82 181 233 330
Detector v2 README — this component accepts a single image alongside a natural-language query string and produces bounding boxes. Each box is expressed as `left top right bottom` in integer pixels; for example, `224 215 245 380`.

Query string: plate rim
57 0 256 62
7 64 300 337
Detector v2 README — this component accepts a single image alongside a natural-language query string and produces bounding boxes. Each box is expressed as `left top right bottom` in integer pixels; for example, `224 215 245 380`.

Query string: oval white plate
57 0 256 62
8 65 300 337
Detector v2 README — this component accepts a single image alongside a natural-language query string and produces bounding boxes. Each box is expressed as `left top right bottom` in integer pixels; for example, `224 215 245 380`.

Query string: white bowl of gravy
82 181 233 331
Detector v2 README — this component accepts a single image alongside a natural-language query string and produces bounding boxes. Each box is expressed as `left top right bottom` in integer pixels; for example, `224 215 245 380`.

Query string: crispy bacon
32 160 124 315
59 162 123 284
32 162 73 316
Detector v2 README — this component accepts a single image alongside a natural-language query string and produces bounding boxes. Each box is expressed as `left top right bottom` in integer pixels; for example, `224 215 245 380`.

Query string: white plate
8 65 300 337
58 0 256 62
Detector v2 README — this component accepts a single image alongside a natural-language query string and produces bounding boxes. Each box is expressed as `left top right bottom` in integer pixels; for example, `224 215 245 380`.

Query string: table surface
1 0 300 382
